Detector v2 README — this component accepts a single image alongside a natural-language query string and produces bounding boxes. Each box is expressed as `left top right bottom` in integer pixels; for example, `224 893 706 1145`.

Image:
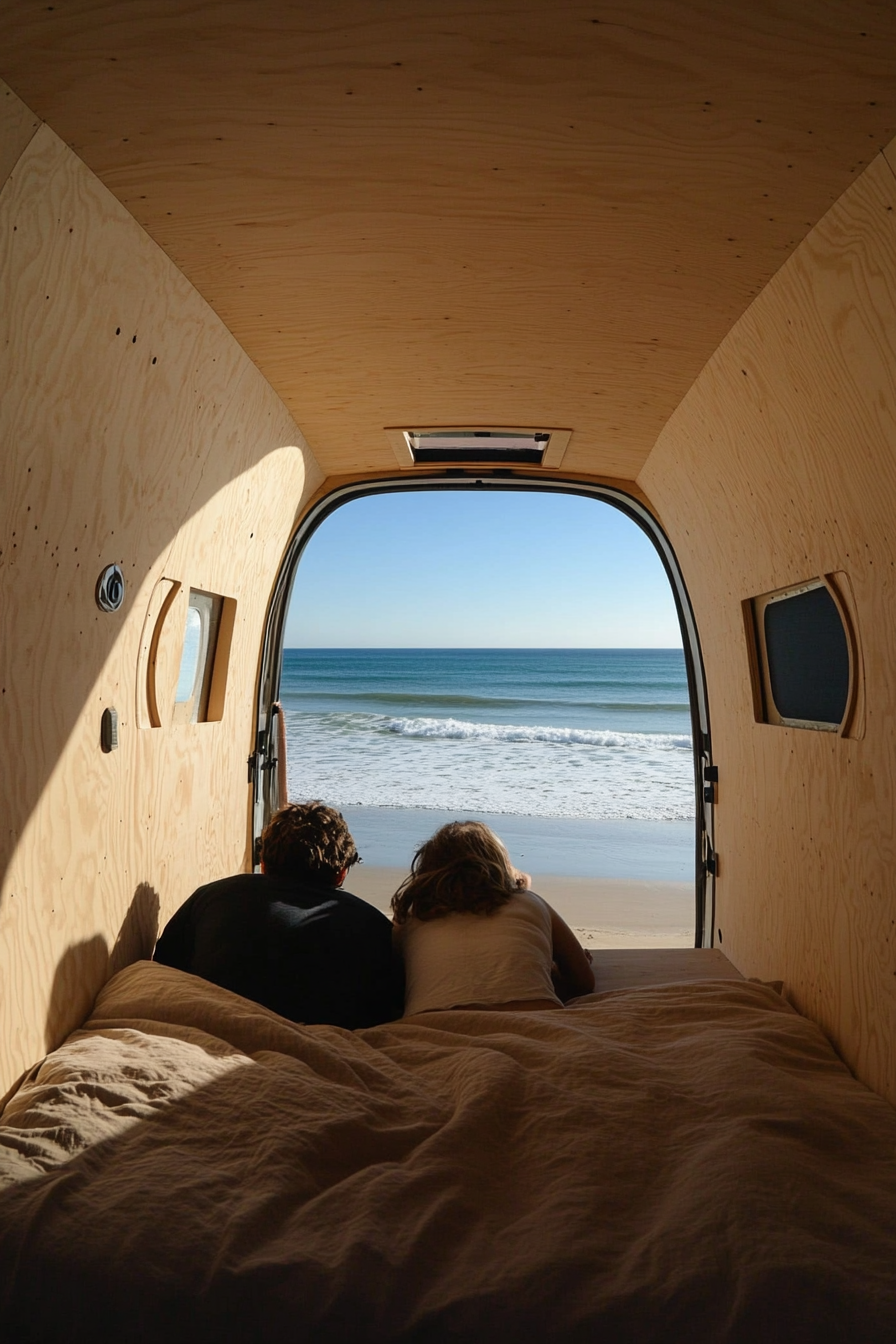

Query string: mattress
0 960 894 1343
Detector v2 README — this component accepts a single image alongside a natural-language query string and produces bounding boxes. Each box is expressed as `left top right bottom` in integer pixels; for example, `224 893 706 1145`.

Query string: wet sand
340 806 694 883
348 866 695 949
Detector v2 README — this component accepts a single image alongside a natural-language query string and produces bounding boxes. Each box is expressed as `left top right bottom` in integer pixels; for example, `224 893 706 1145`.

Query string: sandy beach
335 806 696 948
348 865 695 949
340 807 694 882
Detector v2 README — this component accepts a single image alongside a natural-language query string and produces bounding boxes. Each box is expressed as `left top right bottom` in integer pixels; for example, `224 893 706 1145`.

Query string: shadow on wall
44 883 160 1052
0 441 308 921
109 883 161 978
0 94 312 928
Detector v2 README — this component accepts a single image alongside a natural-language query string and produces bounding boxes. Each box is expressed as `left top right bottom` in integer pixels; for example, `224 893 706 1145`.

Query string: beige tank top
398 888 561 1015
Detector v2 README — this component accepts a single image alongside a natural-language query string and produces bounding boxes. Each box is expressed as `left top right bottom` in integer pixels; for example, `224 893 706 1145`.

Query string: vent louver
385 426 572 469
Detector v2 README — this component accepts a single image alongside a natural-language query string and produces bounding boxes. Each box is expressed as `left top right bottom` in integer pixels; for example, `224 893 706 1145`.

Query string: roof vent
385 426 572 469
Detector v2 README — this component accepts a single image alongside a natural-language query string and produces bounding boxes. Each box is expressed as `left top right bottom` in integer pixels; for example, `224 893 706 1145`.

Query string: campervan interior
1 4 896 1338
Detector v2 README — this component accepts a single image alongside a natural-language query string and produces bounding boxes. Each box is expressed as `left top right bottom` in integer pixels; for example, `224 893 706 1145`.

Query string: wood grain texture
640 150 896 1104
3 9 896 1110
206 596 237 723
0 78 39 192
1 3 895 480
139 577 180 728
0 122 324 1090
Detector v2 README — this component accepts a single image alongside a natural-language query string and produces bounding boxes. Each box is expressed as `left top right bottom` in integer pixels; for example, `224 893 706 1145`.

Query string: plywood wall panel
3 4 895 480
0 79 38 190
640 151 896 1103
0 113 323 1090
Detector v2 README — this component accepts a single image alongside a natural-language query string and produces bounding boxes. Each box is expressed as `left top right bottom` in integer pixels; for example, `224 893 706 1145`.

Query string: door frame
251 472 716 947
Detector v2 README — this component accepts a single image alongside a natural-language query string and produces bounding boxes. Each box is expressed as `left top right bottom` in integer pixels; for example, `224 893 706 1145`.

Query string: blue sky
285 489 683 647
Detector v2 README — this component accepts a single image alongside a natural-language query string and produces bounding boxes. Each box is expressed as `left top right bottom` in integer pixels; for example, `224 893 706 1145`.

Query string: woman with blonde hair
392 820 594 1015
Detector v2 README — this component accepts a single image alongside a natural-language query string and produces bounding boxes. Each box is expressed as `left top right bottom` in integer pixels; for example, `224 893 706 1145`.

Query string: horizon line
282 645 685 651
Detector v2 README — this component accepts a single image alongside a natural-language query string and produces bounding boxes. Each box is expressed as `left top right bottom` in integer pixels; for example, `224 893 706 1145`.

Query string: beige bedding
1 961 895 1342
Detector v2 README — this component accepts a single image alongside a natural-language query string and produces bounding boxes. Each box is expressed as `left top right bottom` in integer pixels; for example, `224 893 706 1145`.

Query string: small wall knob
101 707 119 752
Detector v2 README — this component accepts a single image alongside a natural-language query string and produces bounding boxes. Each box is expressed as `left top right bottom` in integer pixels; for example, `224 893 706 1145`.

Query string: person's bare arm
548 904 595 1000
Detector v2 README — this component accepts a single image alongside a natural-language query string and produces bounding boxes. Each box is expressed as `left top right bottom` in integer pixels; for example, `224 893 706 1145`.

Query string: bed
1 958 895 1342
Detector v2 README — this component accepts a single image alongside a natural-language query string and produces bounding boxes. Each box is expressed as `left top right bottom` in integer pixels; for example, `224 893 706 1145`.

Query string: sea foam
381 715 691 750
286 711 696 822
281 648 696 822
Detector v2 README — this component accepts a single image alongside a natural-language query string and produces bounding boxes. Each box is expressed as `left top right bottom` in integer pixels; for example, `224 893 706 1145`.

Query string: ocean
280 649 696 880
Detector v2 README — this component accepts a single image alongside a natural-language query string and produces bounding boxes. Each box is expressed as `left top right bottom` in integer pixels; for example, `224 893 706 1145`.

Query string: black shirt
153 873 401 1028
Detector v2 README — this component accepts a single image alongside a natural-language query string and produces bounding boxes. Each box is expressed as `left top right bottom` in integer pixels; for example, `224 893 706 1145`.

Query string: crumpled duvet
0 960 894 1343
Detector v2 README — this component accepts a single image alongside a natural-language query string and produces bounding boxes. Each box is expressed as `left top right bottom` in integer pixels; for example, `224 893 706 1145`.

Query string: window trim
744 574 860 736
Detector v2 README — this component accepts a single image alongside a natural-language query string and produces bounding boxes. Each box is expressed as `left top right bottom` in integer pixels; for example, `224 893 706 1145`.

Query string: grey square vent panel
385 427 572 469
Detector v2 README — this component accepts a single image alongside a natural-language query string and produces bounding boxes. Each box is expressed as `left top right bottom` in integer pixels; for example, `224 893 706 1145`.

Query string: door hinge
703 764 718 805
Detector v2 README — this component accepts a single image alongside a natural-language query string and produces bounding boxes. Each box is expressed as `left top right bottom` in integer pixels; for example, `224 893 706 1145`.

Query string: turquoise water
280 648 694 825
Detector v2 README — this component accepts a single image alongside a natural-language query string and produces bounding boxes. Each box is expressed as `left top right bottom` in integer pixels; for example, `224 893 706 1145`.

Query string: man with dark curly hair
154 802 401 1027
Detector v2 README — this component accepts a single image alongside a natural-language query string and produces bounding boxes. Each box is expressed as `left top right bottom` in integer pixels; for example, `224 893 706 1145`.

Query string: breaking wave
379 716 691 750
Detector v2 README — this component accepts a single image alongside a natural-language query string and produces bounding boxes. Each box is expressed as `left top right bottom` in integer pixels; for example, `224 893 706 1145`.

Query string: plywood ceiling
2 1 895 479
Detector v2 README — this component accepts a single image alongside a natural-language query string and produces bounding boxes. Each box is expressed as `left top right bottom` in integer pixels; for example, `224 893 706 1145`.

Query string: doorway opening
252 477 714 949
